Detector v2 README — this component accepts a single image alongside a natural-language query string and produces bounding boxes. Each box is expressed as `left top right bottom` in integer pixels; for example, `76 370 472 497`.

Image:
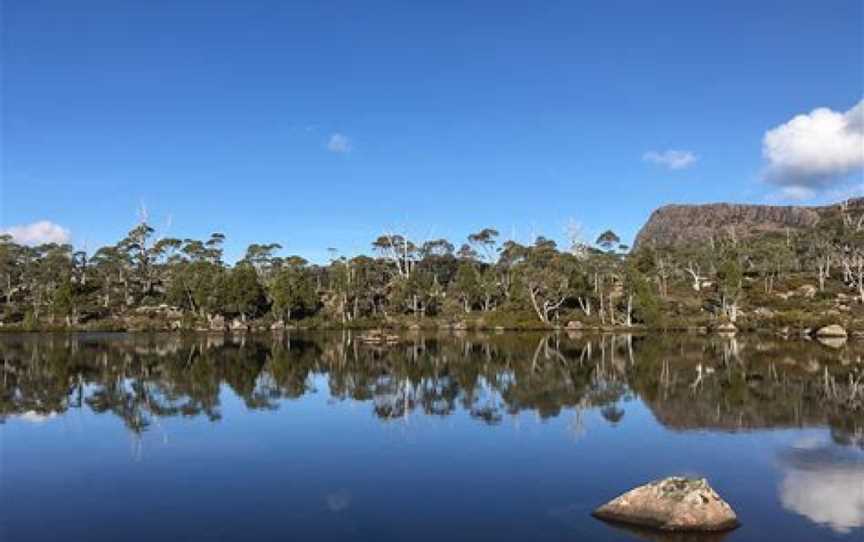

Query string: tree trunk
625 295 633 327
528 286 547 323
818 263 826 292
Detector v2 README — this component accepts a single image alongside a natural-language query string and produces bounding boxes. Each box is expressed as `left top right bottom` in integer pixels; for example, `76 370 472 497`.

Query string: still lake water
1 332 862 542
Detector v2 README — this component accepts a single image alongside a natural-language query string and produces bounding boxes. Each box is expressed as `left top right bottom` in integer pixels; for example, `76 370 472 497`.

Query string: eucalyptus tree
390 269 441 318
243 243 283 280
840 230 864 304
518 238 573 324
468 228 500 263
0 234 23 308
270 257 317 321
225 262 267 321
420 239 455 258
496 239 526 302
620 259 661 327
118 222 159 301
52 276 81 326
716 246 744 322
452 262 480 313
596 230 622 253
31 243 74 323
90 246 129 309
804 231 837 292
372 233 417 279
748 236 794 294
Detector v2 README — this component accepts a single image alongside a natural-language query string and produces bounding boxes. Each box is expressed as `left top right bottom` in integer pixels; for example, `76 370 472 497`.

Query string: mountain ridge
633 197 864 249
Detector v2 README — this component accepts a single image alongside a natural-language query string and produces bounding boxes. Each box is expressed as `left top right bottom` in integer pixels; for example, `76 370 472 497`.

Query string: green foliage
225 263 267 319
6 209 864 332
624 264 662 327
270 266 317 321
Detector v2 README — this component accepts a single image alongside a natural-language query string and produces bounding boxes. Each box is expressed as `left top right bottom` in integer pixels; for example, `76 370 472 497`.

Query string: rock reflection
598 520 732 542
0 332 860 442
325 489 352 513
778 440 864 534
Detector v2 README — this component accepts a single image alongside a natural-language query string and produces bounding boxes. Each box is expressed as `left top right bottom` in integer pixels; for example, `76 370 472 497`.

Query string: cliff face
633 198 864 249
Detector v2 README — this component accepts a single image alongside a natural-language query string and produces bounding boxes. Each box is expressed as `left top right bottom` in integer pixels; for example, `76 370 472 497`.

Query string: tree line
3 201 864 330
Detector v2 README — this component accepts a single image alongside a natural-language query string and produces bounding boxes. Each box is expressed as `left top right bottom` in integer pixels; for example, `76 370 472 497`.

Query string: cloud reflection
778 441 864 534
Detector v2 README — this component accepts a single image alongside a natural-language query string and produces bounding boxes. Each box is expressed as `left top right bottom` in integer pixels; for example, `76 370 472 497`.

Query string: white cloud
327 133 352 153
774 186 816 202
1 221 71 245
763 99 864 198
642 149 698 170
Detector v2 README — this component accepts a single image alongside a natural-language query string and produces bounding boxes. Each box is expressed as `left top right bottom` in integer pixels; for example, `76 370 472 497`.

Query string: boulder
209 315 226 332
452 321 468 330
566 320 584 330
593 477 738 532
753 307 775 319
815 324 847 338
270 320 286 331
230 319 248 332
796 284 817 298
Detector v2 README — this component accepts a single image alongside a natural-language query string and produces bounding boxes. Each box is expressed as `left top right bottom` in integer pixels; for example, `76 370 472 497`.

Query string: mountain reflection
1 332 861 442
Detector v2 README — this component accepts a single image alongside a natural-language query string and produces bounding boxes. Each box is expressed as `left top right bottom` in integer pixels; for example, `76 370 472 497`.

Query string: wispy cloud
763 99 864 200
1 221 71 245
327 133 352 153
642 149 698 170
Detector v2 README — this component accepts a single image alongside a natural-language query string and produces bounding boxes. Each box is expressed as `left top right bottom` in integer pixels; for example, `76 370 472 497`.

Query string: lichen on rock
593 477 739 532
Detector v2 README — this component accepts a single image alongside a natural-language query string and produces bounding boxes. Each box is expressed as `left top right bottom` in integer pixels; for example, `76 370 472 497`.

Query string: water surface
2 332 862 541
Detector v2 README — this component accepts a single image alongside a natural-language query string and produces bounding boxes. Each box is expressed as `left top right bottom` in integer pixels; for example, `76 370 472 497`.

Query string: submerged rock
712 322 737 335
357 330 400 344
817 336 847 349
593 477 739 532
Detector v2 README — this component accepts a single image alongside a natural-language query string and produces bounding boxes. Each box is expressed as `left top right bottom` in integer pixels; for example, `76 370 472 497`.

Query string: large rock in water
593 477 739 532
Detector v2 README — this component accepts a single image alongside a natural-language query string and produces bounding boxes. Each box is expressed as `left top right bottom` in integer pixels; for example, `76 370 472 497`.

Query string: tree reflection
0 332 860 442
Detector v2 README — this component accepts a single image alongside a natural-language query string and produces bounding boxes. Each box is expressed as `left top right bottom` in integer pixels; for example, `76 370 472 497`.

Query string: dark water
1 332 862 542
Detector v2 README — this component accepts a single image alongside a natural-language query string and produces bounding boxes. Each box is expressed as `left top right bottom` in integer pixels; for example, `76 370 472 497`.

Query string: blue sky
3 0 863 262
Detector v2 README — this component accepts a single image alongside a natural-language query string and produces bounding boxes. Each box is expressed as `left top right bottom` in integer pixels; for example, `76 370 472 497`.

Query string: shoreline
1 320 858 340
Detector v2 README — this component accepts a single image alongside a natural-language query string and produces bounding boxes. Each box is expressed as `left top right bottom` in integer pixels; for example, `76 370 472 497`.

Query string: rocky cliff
633 198 864 249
